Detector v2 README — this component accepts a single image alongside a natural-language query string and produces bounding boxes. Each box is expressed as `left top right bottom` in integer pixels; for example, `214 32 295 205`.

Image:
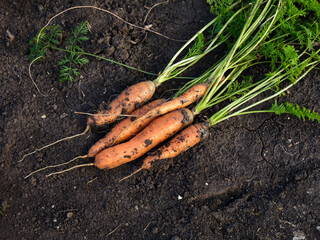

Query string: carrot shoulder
142 123 209 170
87 81 156 128
88 99 166 157
94 108 194 169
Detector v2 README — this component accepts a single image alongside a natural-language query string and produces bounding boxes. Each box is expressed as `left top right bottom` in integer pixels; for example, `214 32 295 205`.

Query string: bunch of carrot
25 0 320 179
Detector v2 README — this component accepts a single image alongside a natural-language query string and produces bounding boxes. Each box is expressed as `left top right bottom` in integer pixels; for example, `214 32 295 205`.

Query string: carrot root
87 81 156 128
119 168 143 182
24 154 88 179
94 108 194 170
46 163 94 177
19 125 90 162
142 123 209 170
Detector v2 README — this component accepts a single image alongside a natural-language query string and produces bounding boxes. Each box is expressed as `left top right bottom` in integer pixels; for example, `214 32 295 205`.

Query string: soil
1 0 320 239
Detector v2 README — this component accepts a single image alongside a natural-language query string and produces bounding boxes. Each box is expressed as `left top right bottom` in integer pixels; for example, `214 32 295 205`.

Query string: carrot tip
19 125 90 162
46 163 94 177
119 168 143 182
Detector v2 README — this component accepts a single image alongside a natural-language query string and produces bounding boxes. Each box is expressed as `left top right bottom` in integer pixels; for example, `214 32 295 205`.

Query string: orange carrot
112 83 209 145
119 123 209 181
88 99 166 157
142 123 209 169
87 80 156 128
94 108 194 169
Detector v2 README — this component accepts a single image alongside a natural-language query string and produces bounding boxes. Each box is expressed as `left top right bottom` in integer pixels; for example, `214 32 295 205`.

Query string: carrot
94 108 194 169
87 80 156 128
119 123 209 181
141 123 209 169
87 99 166 157
111 83 209 146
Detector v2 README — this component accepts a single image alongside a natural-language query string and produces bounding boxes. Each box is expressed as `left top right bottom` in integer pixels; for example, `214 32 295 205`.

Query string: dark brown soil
1 0 320 239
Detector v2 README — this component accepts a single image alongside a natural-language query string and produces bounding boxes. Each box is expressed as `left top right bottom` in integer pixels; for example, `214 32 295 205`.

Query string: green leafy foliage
257 0 320 69
207 0 257 49
270 100 320 123
29 25 62 61
182 33 205 60
225 75 253 101
29 21 89 82
59 21 89 82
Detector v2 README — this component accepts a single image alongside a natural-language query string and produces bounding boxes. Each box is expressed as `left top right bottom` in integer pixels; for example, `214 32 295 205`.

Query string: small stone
178 195 182 200
60 113 67 119
6 30 14 46
41 114 46 119
67 212 73 218
293 230 305 240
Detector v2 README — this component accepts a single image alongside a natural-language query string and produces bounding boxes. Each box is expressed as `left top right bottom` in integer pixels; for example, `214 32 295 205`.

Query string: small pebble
41 114 46 119
6 29 14 46
67 212 73 218
60 113 67 119
293 230 305 240
178 195 182 200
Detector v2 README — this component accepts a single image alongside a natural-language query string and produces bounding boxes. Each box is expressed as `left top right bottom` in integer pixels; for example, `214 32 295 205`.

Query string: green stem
51 46 158 76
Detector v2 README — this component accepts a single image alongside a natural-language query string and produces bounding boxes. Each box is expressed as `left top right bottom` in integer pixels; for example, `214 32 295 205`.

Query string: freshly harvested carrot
119 123 209 181
112 83 209 145
141 123 209 169
94 108 194 169
87 99 166 157
87 80 156 128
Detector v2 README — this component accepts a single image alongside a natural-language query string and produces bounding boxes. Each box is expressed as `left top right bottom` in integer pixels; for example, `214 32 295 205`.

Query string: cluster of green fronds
258 0 320 70
29 25 62 61
58 21 89 82
225 76 253 101
207 0 256 48
182 33 205 60
270 100 320 123
277 0 320 49
29 21 89 82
